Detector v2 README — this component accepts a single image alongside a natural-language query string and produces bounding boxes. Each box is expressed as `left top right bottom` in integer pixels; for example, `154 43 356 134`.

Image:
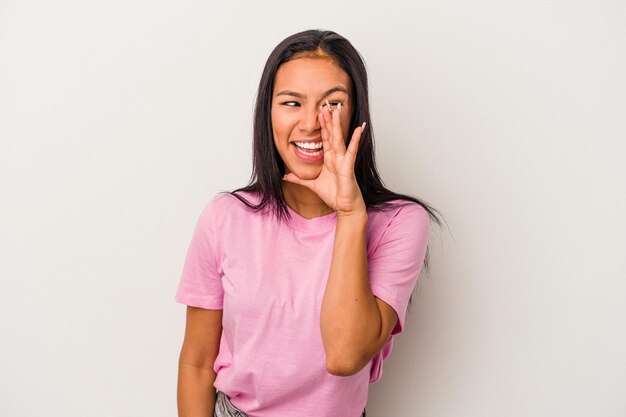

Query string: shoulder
365 200 430 255
367 200 430 231
204 190 260 213
198 190 266 229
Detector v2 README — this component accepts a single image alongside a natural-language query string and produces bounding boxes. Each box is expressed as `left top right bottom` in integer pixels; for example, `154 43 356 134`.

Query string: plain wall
1 1 624 416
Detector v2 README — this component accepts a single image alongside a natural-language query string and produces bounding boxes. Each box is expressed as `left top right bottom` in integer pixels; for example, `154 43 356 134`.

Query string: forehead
273 57 350 95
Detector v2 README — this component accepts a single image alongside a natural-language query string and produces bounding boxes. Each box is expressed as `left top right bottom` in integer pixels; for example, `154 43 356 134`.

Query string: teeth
294 141 323 150
298 149 322 156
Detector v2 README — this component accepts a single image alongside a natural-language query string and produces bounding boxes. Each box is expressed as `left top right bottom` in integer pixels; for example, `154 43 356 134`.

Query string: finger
321 104 334 149
326 100 344 155
326 100 346 155
318 109 331 155
345 122 366 164
322 102 332 129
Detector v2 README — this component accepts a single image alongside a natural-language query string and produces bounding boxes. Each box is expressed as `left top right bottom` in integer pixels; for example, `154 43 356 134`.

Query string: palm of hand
283 102 366 214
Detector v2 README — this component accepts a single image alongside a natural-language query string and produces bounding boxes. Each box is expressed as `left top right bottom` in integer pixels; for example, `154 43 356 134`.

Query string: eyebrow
275 85 349 99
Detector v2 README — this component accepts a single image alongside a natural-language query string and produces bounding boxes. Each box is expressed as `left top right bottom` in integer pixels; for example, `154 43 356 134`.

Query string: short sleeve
174 198 224 310
368 204 429 382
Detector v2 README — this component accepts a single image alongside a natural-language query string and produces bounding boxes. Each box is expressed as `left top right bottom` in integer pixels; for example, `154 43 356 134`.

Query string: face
271 57 353 180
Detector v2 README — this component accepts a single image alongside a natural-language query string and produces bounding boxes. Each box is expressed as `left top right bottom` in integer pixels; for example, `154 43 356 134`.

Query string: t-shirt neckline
285 203 338 232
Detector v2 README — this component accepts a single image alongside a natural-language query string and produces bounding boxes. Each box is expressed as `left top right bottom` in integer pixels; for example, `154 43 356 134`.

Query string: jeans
214 390 366 417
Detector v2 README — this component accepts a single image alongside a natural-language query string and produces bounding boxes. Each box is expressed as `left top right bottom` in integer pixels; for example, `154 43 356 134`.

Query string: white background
1 1 625 416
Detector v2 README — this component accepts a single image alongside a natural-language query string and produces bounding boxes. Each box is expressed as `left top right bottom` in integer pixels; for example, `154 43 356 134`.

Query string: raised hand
283 100 367 216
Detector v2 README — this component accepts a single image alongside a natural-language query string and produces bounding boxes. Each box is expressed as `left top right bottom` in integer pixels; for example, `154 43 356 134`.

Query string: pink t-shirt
175 191 429 417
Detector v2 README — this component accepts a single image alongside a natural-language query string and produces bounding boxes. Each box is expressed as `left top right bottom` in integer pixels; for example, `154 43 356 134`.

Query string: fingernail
338 102 342 112
326 99 331 112
361 122 367 130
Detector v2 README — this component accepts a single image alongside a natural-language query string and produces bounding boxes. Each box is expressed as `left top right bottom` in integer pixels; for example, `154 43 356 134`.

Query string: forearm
177 362 217 417
320 210 381 375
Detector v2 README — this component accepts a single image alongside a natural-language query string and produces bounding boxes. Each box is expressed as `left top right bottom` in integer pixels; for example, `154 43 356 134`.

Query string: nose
298 105 321 133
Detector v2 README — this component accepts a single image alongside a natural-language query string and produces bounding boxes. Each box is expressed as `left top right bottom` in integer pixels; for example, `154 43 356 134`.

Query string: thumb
282 173 313 189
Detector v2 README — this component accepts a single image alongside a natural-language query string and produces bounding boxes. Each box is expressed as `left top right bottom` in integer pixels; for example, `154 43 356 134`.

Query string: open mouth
293 142 323 154
291 142 324 161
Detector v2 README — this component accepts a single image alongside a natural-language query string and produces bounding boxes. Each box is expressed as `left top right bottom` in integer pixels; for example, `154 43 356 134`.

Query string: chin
290 167 322 180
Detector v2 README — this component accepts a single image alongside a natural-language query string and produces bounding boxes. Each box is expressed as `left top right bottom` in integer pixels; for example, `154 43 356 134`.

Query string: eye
282 101 300 107
322 101 341 109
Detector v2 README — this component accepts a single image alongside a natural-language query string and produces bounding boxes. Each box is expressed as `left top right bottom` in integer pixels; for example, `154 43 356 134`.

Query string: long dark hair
225 29 445 298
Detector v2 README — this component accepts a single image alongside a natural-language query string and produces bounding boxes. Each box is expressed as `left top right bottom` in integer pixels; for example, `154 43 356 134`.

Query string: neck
282 182 334 219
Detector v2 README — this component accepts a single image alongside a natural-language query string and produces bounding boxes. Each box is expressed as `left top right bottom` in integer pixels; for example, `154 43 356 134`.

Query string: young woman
176 29 443 417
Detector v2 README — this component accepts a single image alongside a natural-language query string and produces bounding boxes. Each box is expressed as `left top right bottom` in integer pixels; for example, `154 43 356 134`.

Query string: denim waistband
214 390 366 417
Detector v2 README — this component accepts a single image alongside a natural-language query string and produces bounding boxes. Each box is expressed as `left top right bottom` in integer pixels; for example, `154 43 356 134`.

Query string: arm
177 306 223 417
320 210 398 376
282 103 401 376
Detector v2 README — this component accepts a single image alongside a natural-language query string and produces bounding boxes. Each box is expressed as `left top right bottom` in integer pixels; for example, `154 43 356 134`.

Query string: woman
176 29 442 417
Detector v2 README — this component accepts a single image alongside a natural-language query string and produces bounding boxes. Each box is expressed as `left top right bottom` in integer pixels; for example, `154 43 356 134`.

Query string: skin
272 56 357 217
273 56 399 375
177 307 222 416
177 56 401 416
